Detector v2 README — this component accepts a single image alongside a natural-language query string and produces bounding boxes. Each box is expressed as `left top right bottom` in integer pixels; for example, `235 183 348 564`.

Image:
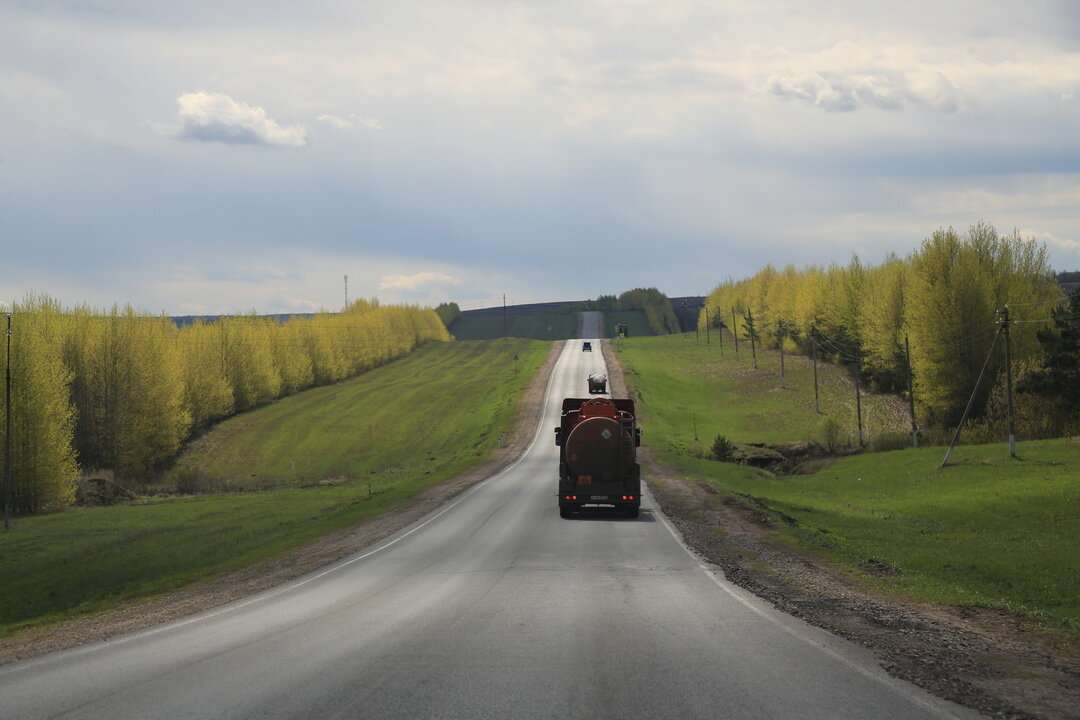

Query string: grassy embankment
616 333 1079 634
0 339 550 636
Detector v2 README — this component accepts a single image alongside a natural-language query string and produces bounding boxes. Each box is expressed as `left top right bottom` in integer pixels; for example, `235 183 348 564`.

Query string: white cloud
174 91 307 147
911 183 1080 215
767 69 959 113
1022 229 1080 255
622 127 670 139
379 272 462 292
316 113 383 130
285 296 323 311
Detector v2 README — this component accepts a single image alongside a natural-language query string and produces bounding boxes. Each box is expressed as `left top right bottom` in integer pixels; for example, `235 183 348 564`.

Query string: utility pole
502 294 507 339
942 327 1002 468
905 334 918 448
778 319 786 389
746 308 757 369
5 313 12 530
344 274 349 311
704 306 710 348
716 309 723 356
1001 306 1016 457
811 323 820 413
854 352 864 447
731 306 739 360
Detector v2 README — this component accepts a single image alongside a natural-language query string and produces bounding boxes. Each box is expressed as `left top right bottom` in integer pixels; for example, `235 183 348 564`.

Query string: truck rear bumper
558 493 640 512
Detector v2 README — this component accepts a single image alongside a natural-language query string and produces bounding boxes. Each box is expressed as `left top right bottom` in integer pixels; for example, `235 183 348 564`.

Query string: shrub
821 417 843 453
868 431 912 452
711 434 737 461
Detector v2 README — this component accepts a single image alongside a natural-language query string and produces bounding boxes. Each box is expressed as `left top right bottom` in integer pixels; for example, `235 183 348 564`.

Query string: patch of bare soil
605 339 1079 720
0 341 565 668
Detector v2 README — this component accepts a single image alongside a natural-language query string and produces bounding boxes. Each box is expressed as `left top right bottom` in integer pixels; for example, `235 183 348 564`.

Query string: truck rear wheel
560 506 572 519
625 506 639 519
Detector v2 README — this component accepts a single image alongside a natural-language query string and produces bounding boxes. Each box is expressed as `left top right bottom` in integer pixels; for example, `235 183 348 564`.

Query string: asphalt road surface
578 310 603 339
0 341 983 720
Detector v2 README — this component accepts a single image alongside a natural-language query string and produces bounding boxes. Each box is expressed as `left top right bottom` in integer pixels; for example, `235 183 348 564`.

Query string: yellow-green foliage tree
701 222 1060 429
5 296 449 507
60 305 191 478
618 288 680 335
220 314 283 412
0 295 78 512
272 317 315 395
434 302 461 330
906 223 1056 425
178 320 234 430
859 255 909 392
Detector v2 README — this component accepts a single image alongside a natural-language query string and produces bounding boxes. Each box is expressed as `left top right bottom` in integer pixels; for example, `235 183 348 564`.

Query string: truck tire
560 506 572 519
625 506 639 519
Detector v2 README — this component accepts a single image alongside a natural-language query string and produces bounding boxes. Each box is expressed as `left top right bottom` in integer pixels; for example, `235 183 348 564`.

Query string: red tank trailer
554 397 641 518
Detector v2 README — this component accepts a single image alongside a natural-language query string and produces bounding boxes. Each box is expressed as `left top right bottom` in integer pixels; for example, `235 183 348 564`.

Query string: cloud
622 127 670 139
1022 229 1080 255
175 91 307 147
316 113 383 130
768 70 959 113
379 272 462 292
284 296 323 312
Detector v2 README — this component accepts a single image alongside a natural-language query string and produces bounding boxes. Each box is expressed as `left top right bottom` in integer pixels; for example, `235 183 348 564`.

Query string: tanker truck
554 397 641 518
587 373 608 394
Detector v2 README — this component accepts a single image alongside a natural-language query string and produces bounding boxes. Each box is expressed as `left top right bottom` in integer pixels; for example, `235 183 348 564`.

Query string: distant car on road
582 341 592 352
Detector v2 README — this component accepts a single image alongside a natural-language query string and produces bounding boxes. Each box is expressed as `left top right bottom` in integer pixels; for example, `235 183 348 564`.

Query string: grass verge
0 339 550 635
616 333 1079 633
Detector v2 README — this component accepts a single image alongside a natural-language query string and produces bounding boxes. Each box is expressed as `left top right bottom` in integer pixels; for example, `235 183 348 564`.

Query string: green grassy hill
615 333 1079 633
0 339 550 634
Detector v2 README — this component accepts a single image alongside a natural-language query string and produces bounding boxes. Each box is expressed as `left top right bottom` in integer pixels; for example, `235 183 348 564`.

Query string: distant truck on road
587 373 607 393
582 341 592 352
554 397 641 518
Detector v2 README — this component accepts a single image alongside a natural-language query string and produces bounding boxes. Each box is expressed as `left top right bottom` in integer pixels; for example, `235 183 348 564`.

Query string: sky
2 0 1079 315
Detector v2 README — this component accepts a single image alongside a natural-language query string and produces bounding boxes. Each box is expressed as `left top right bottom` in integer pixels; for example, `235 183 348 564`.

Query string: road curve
0 341 983 720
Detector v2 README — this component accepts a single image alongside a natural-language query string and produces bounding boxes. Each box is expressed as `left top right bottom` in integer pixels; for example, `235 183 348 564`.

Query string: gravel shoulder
604 339 1079 720
4 337 1078 720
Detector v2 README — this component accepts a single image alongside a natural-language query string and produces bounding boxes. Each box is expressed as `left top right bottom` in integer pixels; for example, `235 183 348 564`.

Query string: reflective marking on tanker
600 428 612 439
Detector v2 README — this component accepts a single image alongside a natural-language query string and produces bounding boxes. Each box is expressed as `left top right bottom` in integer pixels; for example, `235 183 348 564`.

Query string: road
0 341 982 720
578 310 603 339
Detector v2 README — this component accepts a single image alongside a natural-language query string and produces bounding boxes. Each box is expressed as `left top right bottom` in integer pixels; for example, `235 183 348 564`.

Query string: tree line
700 222 1076 438
611 288 681 335
1 295 450 514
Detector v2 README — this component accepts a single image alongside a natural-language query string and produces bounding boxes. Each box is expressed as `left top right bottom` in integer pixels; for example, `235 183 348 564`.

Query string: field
0 339 550 635
616 333 1080 632
616 330 910 452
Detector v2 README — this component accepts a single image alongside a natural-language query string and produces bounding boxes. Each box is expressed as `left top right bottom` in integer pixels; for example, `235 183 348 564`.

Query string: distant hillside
448 301 657 341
